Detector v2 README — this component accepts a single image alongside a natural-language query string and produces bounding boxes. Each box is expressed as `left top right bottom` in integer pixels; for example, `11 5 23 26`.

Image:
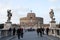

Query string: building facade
20 12 43 29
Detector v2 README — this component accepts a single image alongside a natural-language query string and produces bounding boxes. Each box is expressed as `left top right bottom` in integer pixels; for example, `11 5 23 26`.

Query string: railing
55 28 60 38
0 29 12 38
49 28 60 38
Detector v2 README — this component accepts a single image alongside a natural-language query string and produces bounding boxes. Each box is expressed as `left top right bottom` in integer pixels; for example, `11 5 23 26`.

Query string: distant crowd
36 27 49 37
8 27 24 39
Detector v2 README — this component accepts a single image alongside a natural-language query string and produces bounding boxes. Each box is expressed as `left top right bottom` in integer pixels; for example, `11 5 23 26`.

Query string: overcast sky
0 0 60 24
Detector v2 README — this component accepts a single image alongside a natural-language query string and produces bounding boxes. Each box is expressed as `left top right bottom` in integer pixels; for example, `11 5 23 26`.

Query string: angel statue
49 9 55 21
7 9 12 22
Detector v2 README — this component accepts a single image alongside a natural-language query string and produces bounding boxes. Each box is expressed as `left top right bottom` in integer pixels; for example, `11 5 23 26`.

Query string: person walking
46 28 49 35
17 27 24 39
36 28 40 36
40 28 43 37
20 28 23 38
8 28 12 36
42 27 45 35
13 28 16 36
17 28 20 39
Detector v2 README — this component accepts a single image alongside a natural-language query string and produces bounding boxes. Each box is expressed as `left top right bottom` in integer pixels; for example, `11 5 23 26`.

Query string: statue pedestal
49 21 56 36
50 21 56 28
3 22 12 30
1 21 12 37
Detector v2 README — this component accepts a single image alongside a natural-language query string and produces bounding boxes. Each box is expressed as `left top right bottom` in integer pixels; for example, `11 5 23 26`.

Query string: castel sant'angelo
20 11 43 29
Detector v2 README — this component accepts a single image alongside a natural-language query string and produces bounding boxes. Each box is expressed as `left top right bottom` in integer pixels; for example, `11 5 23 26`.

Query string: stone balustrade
49 28 60 38
0 29 12 38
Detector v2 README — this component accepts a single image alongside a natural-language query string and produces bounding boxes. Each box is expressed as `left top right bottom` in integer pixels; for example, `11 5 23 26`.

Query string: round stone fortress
20 12 43 29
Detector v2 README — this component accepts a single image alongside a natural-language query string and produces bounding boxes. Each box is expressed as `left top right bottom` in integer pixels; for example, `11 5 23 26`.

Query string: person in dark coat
20 28 23 38
17 27 23 39
39 28 43 37
8 28 12 36
42 27 45 35
17 28 20 39
13 28 16 36
37 28 43 37
46 28 49 35
36 28 40 36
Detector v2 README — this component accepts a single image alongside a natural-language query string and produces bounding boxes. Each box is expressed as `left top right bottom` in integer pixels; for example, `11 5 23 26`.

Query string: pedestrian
13 28 16 36
46 28 49 35
17 28 20 39
42 27 45 35
8 28 12 36
39 28 43 37
36 28 40 36
20 27 23 38
17 27 24 39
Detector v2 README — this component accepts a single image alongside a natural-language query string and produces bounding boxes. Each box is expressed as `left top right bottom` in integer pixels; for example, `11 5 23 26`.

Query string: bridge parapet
49 28 60 38
0 29 12 38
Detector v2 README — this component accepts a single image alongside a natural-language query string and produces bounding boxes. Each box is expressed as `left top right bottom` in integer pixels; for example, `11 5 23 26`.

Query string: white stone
3 22 12 30
49 21 56 36
49 22 56 29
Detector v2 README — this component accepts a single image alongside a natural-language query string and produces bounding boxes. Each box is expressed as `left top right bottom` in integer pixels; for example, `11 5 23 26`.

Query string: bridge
0 29 60 40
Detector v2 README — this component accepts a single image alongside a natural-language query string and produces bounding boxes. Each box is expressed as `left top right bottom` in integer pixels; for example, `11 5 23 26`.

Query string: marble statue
49 9 55 21
7 9 12 22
